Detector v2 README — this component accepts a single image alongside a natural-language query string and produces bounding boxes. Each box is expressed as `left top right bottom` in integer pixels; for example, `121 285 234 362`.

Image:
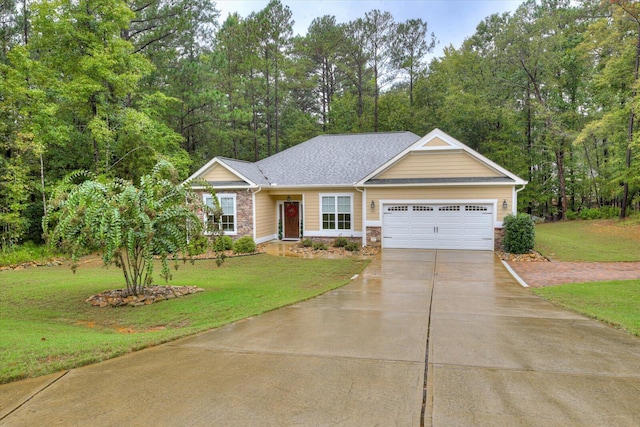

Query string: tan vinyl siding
366 186 514 222
202 165 242 182
254 190 275 239
422 137 449 147
376 152 503 179
297 189 362 233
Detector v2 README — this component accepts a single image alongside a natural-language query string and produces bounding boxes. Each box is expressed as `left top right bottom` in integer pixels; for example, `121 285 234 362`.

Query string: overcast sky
215 0 525 59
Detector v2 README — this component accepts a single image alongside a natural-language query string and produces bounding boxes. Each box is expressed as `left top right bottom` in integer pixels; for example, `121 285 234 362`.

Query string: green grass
0 242 62 267
532 280 640 336
0 254 368 384
534 218 640 261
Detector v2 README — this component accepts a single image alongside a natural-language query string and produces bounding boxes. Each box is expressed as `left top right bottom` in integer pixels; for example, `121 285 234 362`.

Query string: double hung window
321 195 352 231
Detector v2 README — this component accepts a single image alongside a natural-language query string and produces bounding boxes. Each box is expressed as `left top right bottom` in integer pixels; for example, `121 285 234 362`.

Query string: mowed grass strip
534 218 640 262
0 254 368 384
532 280 640 336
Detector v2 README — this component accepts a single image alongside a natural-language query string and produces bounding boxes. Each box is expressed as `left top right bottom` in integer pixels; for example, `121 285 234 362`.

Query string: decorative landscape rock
86 285 205 307
0 259 64 272
496 250 549 262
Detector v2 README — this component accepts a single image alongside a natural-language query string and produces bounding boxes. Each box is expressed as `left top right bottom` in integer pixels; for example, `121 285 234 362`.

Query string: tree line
1 0 638 247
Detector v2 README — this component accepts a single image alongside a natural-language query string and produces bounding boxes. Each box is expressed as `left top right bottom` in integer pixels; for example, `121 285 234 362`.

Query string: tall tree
362 9 396 131
339 18 372 130
579 0 640 218
299 15 344 130
392 18 436 107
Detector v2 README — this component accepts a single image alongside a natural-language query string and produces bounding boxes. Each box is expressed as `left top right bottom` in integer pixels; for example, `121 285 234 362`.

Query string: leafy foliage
333 237 349 247
214 235 234 251
233 236 256 254
43 161 223 295
502 213 536 254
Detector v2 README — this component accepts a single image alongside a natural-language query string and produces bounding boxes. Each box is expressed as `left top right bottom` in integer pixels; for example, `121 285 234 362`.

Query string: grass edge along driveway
532 279 640 337
531 219 640 337
0 254 369 384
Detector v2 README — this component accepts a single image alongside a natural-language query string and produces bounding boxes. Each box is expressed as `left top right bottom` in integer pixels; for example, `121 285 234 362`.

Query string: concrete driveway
1 250 639 426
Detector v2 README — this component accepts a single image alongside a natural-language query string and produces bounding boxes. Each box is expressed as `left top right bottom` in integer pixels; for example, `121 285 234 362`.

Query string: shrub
333 237 349 247
233 236 256 254
565 210 577 220
502 213 535 254
215 235 234 251
344 242 360 252
301 238 313 247
312 242 327 251
579 208 601 220
188 234 210 256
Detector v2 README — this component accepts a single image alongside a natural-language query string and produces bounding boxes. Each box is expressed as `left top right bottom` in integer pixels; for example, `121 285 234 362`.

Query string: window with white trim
204 193 237 234
321 194 352 231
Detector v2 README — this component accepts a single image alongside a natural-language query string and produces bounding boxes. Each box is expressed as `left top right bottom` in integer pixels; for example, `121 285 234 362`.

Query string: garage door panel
382 203 494 251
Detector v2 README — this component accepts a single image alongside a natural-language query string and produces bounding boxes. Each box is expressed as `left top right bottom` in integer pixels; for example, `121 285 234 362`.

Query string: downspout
355 185 366 247
250 186 262 242
514 184 527 215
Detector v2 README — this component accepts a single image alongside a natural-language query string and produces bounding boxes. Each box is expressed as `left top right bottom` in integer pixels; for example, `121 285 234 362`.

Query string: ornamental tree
43 160 223 296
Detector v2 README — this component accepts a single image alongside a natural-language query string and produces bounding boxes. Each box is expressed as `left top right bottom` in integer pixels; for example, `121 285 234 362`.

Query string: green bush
233 236 256 254
302 238 313 247
565 210 577 220
312 242 327 251
333 237 349 247
578 206 622 220
344 242 360 252
215 235 234 251
503 213 535 254
579 208 601 220
188 234 210 256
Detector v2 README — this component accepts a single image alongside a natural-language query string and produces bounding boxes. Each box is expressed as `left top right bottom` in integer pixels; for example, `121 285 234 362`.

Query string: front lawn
532 280 640 336
0 254 368 384
534 218 640 262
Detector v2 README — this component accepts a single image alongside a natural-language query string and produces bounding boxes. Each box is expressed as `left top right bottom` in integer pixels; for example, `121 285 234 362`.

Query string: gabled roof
185 157 264 188
357 128 528 186
186 129 527 188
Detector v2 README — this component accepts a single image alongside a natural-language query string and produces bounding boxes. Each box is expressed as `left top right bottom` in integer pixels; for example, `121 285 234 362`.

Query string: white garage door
382 203 494 250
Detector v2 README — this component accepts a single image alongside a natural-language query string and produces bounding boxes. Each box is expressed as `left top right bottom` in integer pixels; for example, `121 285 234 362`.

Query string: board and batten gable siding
366 186 514 222
202 164 242 182
376 152 503 180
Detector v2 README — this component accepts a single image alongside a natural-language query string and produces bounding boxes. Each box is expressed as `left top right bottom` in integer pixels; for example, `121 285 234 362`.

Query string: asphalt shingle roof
253 132 420 186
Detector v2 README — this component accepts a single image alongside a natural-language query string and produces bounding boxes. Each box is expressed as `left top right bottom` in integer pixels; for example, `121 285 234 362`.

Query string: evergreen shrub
333 237 349 247
215 235 234 251
503 213 535 254
233 236 256 254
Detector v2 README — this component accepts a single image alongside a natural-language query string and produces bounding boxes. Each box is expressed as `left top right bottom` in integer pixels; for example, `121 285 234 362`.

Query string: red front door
284 202 300 239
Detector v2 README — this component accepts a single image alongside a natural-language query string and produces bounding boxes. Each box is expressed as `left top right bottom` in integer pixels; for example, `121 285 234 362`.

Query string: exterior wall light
502 199 508 209
370 200 375 210
286 195 291 203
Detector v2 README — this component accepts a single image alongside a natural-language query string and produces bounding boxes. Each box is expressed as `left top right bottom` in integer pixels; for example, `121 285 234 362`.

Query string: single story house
186 128 527 251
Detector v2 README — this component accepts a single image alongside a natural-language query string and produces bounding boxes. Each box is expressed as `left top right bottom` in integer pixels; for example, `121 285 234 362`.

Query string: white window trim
203 193 237 235
319 193 354 235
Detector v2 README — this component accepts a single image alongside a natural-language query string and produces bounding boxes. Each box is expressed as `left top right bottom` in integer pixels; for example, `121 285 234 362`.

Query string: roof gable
185 157 262 187
358 128 527 186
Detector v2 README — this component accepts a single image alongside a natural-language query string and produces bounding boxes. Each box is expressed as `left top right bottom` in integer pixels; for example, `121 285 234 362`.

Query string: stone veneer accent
229 189 253 239
366 226 382 248
195 189 253 240
494 227 504 251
